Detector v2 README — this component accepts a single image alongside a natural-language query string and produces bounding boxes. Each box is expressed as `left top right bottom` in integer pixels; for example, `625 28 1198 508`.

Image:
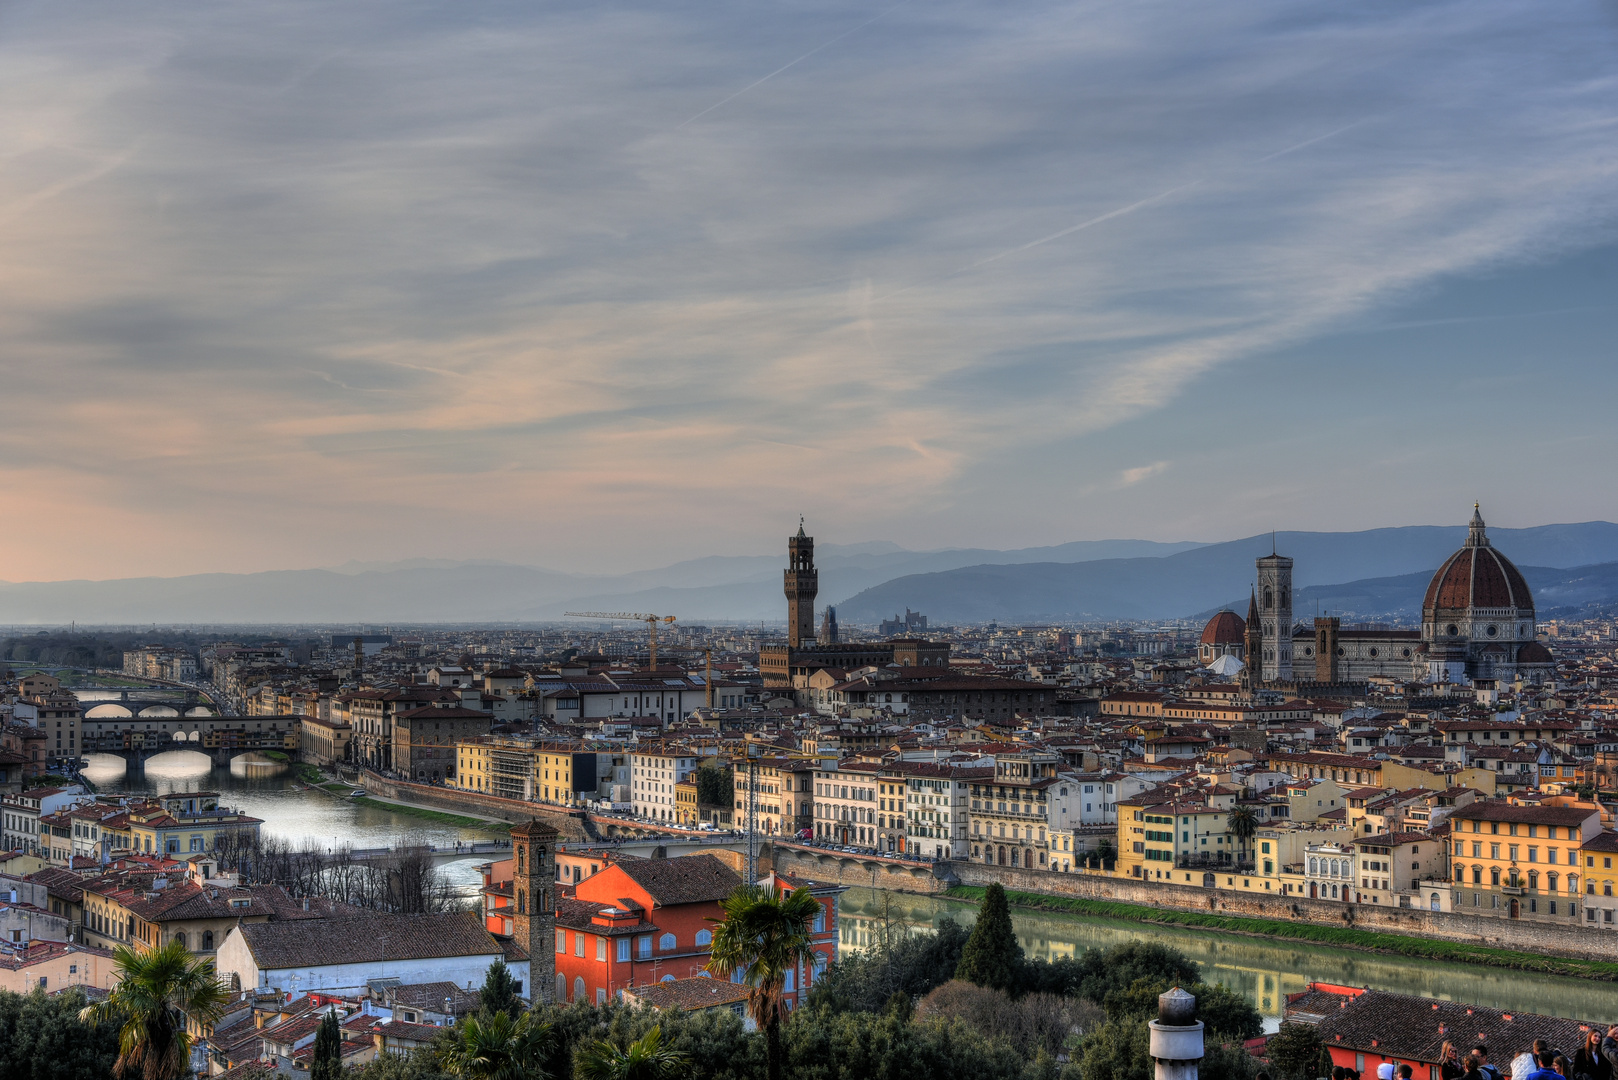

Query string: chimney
1150 988 1203 1080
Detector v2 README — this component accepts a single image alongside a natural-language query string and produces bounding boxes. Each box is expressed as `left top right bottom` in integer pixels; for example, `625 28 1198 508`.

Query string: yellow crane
563 611 677 670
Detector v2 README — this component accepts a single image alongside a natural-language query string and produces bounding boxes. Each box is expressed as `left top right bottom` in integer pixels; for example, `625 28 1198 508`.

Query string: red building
759 871 844 1012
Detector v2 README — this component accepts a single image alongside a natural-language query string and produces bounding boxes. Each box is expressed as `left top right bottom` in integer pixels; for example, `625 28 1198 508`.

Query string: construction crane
563 611 677 671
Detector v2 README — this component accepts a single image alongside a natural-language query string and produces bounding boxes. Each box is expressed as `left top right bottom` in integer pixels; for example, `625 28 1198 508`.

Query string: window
638 935 652 959
575 933 585 957
659 933 676 952
202 930 214 951
617 938 630 962
695 928 712 947
556 930 566 954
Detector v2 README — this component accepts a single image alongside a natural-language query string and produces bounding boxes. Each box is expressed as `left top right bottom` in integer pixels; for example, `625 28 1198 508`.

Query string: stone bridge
81 714 301 770
771 841 956 891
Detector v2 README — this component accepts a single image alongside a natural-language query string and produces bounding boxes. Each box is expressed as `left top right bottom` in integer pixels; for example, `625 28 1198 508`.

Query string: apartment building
811 760 883 849
631 746 699 822
1446 801 1602 922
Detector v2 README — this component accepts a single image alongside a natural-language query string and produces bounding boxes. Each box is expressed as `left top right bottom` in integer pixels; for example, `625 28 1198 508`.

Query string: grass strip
292 763 324 784
942 886 1618 981
261 750 291 763
351 796 509 831
320 782 354 793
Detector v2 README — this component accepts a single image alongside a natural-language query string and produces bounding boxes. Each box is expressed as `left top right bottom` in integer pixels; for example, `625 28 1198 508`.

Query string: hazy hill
834 523 1618 624
3 524 1615 625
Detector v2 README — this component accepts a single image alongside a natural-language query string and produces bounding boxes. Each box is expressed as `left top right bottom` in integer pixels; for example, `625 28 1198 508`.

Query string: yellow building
454 736 591 807
125 794 263 858
1115 800 1235 882
1447 801 1600 921
0 941 119 993
675 779 700 826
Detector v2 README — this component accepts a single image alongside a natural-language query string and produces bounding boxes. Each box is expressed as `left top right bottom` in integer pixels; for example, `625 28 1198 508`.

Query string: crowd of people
1423 1032 1615 1080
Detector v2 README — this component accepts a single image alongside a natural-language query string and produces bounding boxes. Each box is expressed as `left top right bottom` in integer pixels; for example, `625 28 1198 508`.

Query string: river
838 887 1618 1032
80 750 505 893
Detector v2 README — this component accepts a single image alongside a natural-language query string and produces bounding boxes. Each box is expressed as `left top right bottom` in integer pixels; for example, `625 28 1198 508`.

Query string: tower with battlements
785 519 818 649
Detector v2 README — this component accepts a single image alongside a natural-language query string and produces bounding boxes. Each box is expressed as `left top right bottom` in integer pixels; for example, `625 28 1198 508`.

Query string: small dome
1422 506 1532 613
1200 610 1246 646
1517 641 1553 664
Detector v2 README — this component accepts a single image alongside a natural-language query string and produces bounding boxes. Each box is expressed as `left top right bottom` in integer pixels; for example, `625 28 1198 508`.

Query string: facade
392 705 494 783
346 687 459 772
902 761 989 862
2 787 88 856
1256 551 1294 682
733 757 815 838
456 736 597 807
551 854 741 1005
124 794 263 857
298 715 351 766
811 760 883 849
1348 831 1446 907
1446 801 1600 922
631 746 699 822
969 751 1063 870
0 940 117 993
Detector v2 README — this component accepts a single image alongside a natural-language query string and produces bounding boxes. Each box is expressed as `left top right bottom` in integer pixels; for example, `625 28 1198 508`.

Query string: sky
1 0 1616 581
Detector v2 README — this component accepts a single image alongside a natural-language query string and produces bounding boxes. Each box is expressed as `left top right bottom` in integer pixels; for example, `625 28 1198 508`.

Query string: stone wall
770 844 1615 962
360 771 593 842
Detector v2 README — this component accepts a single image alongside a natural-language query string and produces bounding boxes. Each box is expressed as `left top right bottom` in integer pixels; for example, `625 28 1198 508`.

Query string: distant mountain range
2 524 1617 625
833 522 1618 624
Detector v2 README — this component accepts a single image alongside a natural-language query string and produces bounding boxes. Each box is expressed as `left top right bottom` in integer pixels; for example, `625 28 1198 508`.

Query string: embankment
360 771 592 842
770 845 1614 965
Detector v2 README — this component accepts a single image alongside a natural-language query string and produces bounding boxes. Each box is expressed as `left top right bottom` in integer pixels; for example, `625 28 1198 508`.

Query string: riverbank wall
770 845 1614 963
360 771 593 842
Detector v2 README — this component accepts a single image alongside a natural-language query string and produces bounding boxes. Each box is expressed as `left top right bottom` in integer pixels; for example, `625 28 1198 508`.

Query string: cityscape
2 2 1617 1080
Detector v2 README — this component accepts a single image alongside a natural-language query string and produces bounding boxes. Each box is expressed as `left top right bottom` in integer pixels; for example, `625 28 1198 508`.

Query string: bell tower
1256 548 1294 683
1242 589 1262 691
784 519 818 649
509 818 559 1004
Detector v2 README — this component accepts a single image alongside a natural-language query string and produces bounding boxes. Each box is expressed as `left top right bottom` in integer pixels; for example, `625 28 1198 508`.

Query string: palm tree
706 884 823 1080
439 1008 553 1080
1227 805 1258 864
78 938 230 1080
574 1024 689 1080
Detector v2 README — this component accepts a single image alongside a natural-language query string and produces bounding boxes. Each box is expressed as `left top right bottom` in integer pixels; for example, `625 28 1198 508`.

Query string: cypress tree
479 958 521 1019
954 882 1023 992
310 1008 343 1080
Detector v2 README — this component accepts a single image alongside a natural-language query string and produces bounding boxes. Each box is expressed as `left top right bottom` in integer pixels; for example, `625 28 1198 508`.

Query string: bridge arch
85 703 133 718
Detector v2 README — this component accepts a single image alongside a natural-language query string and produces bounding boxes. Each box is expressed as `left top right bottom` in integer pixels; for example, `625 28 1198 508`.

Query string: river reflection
837 887 1618 1032
81 751 505 891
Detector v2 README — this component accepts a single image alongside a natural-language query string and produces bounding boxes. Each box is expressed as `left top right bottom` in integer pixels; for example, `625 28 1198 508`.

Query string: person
1402 1067 1415 1080
1557 1056 1574 1078
1574 1029 1611 1080
1522 1042 1567 1080
1477 1047 1504 1080
1380 1065 1397 1080
1600 1028 1618 1077
1464 1055 1493 1080
1525 1052 1566 1080
1333 1068 1347 1080
1443 1043 1469 1080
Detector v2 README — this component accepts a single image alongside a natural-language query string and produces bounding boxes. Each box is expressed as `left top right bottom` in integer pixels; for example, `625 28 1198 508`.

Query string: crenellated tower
785 519 818 648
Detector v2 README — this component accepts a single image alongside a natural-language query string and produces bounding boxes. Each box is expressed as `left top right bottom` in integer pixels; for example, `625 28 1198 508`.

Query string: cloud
0 0 1613 577
1119 462 1171 488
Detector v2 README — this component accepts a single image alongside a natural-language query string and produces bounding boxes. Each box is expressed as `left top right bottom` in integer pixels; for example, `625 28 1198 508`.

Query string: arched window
1264 587 1273 609
556 974 567 1002
660 974 676 983
659 933 676 951
173 932 187 950
574 976 585 1002
694 929 712 947
202 930 214 951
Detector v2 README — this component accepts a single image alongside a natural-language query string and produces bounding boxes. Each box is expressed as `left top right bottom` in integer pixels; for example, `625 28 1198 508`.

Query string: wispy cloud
0 0 1612 577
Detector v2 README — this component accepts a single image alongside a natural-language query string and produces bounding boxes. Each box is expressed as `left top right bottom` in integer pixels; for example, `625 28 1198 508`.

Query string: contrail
677 0 911 129
1259 119 1367 162
871 181 1202 302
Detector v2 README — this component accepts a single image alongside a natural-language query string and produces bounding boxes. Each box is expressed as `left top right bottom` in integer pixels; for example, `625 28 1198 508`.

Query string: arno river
84 750 1618 1030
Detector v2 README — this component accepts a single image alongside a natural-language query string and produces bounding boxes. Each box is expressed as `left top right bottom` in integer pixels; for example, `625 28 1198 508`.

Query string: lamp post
1150 987 1204 1080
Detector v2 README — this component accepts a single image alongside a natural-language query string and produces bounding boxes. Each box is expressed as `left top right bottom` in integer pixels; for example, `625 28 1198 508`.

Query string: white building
812 760 882 849
1303 841 1356 901
2 787 88 857
215 912 517 997
630 745 698 822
